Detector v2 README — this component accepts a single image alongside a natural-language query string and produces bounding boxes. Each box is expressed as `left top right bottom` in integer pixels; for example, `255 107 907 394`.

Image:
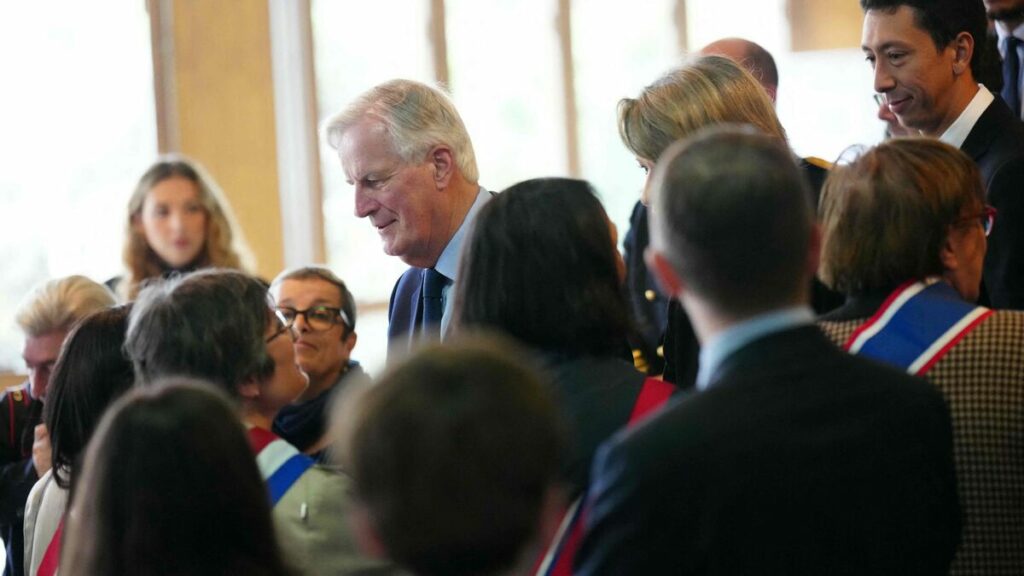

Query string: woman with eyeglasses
269 266 371 461
817 137 1024 574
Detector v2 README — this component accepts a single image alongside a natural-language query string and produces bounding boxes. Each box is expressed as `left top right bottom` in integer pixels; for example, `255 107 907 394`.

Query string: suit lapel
960 99 1011 163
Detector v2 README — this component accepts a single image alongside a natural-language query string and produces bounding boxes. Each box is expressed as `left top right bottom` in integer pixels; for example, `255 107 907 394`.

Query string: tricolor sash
844 278 993 376
248 427 314 506
37 518 63 576
534 376 676 576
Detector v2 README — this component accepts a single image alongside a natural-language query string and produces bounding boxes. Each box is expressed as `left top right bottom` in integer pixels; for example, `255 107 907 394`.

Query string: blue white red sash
844 278 993 376
248 427 314 506
37 518 63 576
534 376 676 576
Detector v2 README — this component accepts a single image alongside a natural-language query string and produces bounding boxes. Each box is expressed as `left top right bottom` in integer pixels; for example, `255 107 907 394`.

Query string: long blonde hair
120 156 254 301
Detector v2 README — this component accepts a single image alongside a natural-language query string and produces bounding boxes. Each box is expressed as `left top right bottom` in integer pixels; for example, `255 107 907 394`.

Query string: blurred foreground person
341 337 562 576
60 381 292 576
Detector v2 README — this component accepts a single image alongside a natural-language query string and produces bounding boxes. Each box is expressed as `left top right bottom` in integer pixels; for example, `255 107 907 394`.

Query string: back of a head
344 337 562 576
45 305 135 490
649 126 813 315
453 178 629 358
61 379 289 576
15 275 115 338
859 0 987 77
618 55 787 163
700 37 779 100
125 269 273 395
323 78 479 183
819 137 985 295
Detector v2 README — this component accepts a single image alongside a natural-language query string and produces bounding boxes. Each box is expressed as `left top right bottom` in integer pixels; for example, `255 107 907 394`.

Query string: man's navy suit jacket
575 326 961 576
962 97 1024 309
387 267 427 357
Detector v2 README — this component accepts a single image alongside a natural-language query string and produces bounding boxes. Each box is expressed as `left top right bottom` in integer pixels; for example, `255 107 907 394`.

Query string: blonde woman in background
109 156 254 301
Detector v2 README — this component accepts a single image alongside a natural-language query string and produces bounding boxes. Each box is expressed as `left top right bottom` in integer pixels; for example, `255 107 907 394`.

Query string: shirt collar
435 186 490 280
938 84 994 149
994 20 1024 46
695 306 815 391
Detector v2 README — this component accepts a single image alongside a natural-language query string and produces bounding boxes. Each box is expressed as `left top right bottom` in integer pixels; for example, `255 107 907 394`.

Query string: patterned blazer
820 302 1024 576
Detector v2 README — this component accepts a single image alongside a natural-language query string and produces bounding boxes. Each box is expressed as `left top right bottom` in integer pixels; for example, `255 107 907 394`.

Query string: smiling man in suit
324 80 490 357
861 0 1024 308
574 127 961 575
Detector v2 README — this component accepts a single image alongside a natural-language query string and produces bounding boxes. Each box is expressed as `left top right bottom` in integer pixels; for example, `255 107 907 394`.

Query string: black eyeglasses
953 205 997 237
266 309 299 343
275 306 351 333
873 93 886 107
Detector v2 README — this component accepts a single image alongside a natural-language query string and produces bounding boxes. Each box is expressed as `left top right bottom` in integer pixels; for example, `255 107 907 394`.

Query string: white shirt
938 84 994 149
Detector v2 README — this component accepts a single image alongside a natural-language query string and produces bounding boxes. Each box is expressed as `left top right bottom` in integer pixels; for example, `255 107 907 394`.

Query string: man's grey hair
15 275 116 338
323 79 479 184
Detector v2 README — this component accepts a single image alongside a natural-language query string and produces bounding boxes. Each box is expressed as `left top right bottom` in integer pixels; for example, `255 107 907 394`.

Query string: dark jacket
0 383 43 576
576 326 961 576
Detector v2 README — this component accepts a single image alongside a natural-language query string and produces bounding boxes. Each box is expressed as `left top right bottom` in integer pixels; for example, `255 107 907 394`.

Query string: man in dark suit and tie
573 127 961 575
985 0 1024 120
324 80 490 357
862 0 1024 309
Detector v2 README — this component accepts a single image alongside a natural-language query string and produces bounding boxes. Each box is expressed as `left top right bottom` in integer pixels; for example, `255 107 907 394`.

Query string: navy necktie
1003 36 1022 119
421 268 450 338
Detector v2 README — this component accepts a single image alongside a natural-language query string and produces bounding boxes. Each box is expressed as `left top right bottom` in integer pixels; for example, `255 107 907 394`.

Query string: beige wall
788 0 864 52
152 0 284 280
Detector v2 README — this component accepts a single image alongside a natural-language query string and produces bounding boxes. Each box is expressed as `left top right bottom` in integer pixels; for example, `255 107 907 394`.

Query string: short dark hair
45 305 135 491
454 178 630 358
345 337 562 576
270 265 357 332
860 0 987 76
650 126 813 315
61 379 291 576
125 269 274 396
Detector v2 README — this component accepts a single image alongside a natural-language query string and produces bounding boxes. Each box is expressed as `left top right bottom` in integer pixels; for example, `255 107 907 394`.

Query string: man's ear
430 145 455 189
350 503 389 559
645 248 685 300
951 31 974 76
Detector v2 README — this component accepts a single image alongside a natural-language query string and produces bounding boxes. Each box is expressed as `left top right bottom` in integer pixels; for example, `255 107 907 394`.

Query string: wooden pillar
150 0 284 280
787 0 863 52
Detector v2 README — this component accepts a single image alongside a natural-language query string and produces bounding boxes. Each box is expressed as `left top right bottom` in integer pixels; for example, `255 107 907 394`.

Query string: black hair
45 305 135 490
454 178 631 358
860 0 988 76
